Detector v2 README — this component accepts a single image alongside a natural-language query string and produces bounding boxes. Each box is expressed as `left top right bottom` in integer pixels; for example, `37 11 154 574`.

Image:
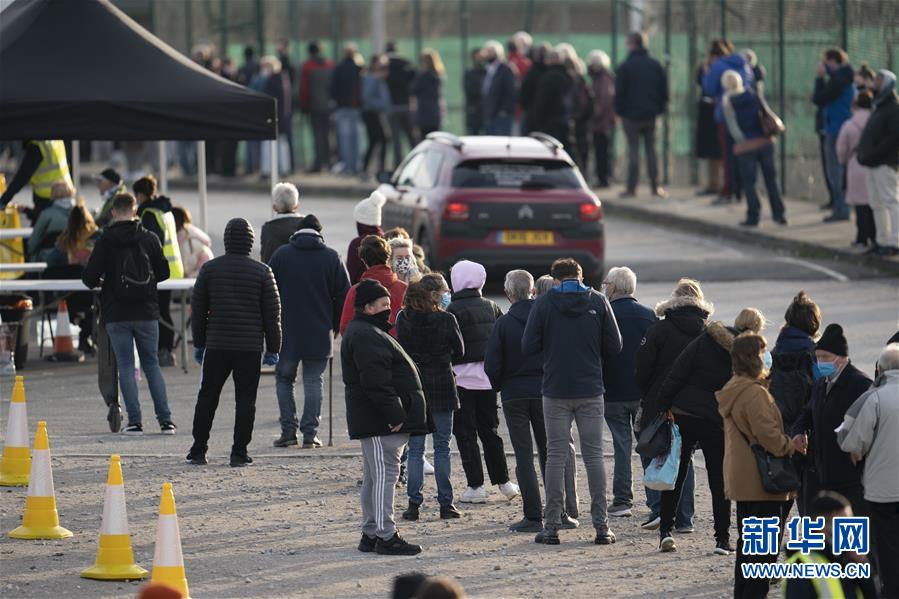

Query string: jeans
177 141 196 176
544 396 608 532
96 318 118 407
453 388 510 488
623 118 659 191
309 111 332 171
334 108 361 174
824 132 849 218
736 142 786 224
642 454 695 528
604 400 639 508
275 358 329 442
486 115 513 136
408 410 454 507
246 140 260 173
105 320 171 425
735 500 783 598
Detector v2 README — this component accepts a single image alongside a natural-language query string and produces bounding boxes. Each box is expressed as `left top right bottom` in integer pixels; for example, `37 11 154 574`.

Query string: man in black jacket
341 280 426 556
82 193 174 436
519 43 549 135
614 32 668 198
522 258 622 546
481 40 517 136
792 324 872 518
269 217 350 448
187 218 282 468
463 48 486 135
531 49 572 146
857 69 899 256
385 41 417 170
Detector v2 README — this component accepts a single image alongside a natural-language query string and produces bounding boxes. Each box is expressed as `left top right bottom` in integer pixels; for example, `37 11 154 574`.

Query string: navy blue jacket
484 299 544 402
268 230 351 360
522 283 622 399
614 48 668 121
329 57 361 108
602 297 657 402
727 90 765 140
482 61 517 121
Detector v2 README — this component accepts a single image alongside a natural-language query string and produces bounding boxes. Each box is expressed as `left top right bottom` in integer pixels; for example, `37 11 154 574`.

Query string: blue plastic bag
643 422 681 491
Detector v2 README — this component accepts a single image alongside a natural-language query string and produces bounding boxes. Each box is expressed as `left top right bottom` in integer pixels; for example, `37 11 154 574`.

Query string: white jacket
177 223 213 278
837 370 899 503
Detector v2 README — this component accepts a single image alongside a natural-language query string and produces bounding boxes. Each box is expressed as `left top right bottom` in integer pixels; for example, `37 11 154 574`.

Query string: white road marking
775 257 849 282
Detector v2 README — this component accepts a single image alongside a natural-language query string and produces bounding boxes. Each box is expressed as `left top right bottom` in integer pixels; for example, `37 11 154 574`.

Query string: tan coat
717 375 795 502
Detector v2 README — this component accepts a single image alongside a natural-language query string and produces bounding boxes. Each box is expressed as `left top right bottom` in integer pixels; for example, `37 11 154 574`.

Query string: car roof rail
425 131 464 150
528 132 562 154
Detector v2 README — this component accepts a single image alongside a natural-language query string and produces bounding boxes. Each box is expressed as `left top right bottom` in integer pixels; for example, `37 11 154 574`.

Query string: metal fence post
413 0 422 61
840 0 848 51
524 0 535 33
686 0 698 186
184 0 192 53
720 0 726 39
460 0 468 82
611 0 619 67
256 0 265 57
219 0 228 59
331 0 340 61
663 0 671 185
778 0 786 195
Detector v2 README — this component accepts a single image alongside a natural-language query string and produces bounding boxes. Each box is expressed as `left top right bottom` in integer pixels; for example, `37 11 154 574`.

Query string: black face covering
373 308 392 324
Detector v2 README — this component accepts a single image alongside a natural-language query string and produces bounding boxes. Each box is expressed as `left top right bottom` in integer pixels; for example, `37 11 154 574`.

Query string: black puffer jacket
191 218 281 353
657 321 737 426
635 296 711 429
447 288 503 364
341 311 430 439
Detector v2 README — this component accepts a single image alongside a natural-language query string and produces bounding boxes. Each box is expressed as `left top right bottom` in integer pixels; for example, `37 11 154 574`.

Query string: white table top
0 278 196 292
0 228 33 239
0 262 47 273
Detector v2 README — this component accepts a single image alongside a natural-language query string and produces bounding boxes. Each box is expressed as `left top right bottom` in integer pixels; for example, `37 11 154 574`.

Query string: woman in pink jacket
836 90 875 248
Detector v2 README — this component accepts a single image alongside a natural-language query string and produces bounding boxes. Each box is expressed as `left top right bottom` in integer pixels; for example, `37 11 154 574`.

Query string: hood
289 229 325 250
655 293 713 319
719 53 748 72
774 326 816 353
548 288 596 317
52 197 76 210
223 217 254 256
361 264 398 287
104 220 142 246
451 260 486 291
874 69 897 106
142 195 173 212
706 321 737 352
508 299 534 324
657 303 709 336
716 376 765 419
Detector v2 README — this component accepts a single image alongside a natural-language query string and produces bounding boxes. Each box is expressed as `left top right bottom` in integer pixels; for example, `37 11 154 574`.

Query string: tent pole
158 141 168 195
270 136 278 190
197 141 208 231
71 141 80 194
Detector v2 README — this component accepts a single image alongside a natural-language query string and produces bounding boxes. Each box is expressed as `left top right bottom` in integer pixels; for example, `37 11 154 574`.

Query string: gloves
194 347 205 365
263 352 279 366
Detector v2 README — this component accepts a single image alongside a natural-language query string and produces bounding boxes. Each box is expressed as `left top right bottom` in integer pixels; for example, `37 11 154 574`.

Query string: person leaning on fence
717 333 807 599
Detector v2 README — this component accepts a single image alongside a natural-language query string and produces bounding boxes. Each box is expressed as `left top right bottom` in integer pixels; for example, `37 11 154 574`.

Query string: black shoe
375 533 422 555
594 530 617 545
534 528 560 545
402 501 420 521
774 217 789 226
273 435 298 448
302 437 323 449
864 245 881 256
157 349 176 367
509 517 543 533
714 539 735 555
107 403 122 433
160 421 176 435
823 214 850 223
440 504 462 519
358 534 377 553
186 450 208 465
660 530 677 552
122 422 143 435
230 453 253 467
619 189 637 199
711 195 732 206
739 220 759 228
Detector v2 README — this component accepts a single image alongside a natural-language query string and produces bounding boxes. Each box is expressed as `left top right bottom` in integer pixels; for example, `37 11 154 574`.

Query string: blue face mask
816 361 838 379
762 350 773 371
440 291 451 310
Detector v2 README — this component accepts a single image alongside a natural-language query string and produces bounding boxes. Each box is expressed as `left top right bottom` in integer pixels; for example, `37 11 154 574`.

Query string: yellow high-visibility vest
30 140 72 200
143 207 184 279
783 552 859 599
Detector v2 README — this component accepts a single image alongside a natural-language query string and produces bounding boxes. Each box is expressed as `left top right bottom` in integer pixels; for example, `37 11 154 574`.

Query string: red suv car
377 133 604 280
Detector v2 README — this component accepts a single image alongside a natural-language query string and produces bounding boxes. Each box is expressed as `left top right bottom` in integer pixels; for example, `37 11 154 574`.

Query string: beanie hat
353 191 386 227
95 168 122 185
223 217 255 256
354 279 390 309
299 214 323 232
816 323 848 357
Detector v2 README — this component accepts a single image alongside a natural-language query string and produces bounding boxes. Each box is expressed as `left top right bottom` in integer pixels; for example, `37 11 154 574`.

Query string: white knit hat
353 191 387 227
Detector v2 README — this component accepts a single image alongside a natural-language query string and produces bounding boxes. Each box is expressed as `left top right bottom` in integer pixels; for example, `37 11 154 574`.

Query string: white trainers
423 458 435 475
498 481 520 500
460 486 488 503
608 504 633 517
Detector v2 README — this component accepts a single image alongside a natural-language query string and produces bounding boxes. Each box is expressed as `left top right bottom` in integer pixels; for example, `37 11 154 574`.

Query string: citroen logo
518 205 535 220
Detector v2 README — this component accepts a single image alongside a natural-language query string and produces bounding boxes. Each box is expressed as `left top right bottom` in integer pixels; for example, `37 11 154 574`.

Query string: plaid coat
395 308 465 413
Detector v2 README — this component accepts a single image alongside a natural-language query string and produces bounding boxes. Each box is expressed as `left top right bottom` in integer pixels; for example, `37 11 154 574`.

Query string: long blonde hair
56 200 97 256
421 48 445 78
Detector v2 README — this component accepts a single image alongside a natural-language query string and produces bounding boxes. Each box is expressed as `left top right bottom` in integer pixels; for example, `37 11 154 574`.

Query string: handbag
758 94 785 137
737 428 799 494
733 136 773 156
636 410 672 459
643 422 682 491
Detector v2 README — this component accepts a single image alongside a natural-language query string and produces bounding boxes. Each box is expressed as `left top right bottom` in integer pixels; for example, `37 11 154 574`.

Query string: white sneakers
608 504 633 517
498 481 520 500
460 486 488 503
423 458 435 475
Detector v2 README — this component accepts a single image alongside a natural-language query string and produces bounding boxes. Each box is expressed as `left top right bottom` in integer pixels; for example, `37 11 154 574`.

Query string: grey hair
504 270 534 302
484 40 505 62
879 343 899 371
605 266 636 296
535 275 554 297
271 182 299 213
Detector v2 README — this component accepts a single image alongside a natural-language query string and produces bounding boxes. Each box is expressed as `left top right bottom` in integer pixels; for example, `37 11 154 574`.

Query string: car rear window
451 159 581 189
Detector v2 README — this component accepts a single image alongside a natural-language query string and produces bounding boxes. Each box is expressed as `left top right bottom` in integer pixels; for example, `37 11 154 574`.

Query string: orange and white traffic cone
81 455 148 580
0 376 30 486
47 299 83 362
8 421 73 539
150 483 191 598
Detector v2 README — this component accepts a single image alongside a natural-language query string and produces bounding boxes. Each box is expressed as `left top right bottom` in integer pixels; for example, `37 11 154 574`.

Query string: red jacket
339 265 407 337
299 57 335 113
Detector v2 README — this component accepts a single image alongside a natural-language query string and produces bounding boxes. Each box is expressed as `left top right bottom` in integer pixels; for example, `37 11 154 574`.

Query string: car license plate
498 230 555 245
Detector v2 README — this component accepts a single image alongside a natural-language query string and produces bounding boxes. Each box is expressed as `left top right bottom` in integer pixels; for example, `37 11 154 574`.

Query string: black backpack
113 242 155 303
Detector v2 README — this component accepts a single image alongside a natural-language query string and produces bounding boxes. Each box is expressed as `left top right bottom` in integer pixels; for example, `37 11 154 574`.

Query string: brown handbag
759 95 785 137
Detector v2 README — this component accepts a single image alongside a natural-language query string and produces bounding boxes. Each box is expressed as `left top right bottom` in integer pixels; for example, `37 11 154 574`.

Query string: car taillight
579 202 602 222
444 201 469 221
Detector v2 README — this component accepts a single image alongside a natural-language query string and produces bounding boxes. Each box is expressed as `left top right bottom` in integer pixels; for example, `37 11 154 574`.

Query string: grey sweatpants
543 396 609 533
360 433 409 540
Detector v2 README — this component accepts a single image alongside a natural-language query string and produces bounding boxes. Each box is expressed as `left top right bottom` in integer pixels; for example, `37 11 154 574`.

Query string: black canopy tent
0 0 279 228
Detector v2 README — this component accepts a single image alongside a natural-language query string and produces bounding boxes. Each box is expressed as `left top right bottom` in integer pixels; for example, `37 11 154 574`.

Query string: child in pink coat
836 91 875 247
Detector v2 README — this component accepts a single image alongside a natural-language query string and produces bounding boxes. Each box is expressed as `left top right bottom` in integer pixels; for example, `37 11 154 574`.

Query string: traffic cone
47 299 83 362
0 376 30 486
81 455 148 580
8 421 73 539
150 483 191 598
